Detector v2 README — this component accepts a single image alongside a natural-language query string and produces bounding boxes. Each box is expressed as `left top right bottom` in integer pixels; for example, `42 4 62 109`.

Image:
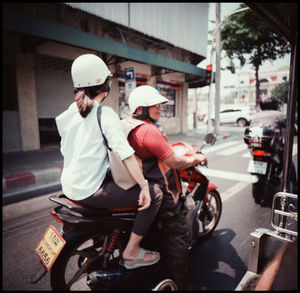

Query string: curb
217 133 231 140
2 165 63 205
2 165 63 191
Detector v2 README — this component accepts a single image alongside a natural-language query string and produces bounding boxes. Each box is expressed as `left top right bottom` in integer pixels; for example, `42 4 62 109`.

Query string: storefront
3 3 209 152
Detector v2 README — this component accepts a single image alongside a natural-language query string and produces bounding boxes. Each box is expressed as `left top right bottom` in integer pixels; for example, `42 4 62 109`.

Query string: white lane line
222 181 250 202
205 141 239 154
242 152 251 158
199 168 254 182
217 144 247 156
293 143 298 156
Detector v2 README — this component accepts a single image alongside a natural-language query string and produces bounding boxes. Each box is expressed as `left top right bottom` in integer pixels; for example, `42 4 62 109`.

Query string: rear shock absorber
102 229 121 268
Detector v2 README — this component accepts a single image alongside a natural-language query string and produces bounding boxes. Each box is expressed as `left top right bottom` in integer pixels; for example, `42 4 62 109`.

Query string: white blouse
55 100 134 200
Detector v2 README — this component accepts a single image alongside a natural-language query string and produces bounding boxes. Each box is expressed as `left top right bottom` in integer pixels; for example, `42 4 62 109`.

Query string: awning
3 10 211 87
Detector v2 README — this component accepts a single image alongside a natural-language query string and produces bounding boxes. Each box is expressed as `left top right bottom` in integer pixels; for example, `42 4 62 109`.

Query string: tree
221 4 290 106
271 81 289 103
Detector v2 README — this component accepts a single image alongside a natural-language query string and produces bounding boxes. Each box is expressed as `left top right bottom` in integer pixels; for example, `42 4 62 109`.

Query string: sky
198 3 291 90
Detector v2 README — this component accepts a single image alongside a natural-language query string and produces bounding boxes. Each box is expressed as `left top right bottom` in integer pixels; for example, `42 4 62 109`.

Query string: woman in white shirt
56 54 162 269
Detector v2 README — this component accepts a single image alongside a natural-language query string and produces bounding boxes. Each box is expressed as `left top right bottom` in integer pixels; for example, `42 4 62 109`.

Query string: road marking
217 144 247 156
293 143 298 156
205 141 239 154
242 152 251 158
199 168 254 182
222 181 250 202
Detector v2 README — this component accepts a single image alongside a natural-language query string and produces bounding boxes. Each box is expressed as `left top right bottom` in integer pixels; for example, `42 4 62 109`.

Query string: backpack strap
97 106 111 151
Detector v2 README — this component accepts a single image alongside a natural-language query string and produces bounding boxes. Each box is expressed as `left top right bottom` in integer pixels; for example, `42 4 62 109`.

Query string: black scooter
244 125 296 205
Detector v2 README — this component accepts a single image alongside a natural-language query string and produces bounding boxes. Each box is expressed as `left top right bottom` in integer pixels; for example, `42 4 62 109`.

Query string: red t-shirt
128 122 174 160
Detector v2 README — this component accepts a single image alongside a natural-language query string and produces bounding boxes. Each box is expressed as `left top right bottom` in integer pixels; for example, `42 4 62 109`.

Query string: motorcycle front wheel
197 189 222 239
50 231 124 291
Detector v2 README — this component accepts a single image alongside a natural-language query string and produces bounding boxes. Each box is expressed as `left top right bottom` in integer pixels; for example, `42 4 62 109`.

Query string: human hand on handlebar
194 153 207 167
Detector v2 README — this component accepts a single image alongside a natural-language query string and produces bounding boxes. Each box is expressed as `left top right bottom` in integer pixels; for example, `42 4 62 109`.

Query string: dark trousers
78 173 163 236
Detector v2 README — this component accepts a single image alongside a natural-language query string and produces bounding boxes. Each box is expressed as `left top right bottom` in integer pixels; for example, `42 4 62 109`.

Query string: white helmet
71 54 111 88
128 85 168 113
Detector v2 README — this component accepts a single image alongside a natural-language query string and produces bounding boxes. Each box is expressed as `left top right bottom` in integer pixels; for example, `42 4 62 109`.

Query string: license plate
247 160 268 175
35 225 66 271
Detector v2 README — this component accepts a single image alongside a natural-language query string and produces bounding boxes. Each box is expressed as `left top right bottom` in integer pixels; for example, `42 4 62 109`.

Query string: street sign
125 66 135 82
125 66 136 97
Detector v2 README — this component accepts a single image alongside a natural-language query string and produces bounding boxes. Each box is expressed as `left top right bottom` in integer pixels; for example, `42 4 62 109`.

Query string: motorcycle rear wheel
197 189 222 239
50 231 123 291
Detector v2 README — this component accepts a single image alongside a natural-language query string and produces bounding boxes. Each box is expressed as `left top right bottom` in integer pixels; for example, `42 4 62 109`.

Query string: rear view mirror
204 133 216 146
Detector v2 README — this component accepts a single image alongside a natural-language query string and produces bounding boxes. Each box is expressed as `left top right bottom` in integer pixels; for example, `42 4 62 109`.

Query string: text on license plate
35 225 66 271
247 160 268 175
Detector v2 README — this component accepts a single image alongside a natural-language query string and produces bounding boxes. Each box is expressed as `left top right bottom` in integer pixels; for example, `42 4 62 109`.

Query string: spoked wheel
197 189 222 239
50 232 124 291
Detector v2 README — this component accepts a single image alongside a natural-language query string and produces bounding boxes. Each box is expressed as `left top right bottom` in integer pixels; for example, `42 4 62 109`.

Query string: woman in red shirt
123 85 207 289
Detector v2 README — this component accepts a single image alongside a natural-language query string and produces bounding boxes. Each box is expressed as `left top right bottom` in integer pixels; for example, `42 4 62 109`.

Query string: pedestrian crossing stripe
204 140 298 157
199 168 254 182
217 144 247 156
204 141 238 154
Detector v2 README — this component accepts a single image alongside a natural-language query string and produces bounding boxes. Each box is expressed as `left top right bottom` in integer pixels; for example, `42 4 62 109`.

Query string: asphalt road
2 125 297 290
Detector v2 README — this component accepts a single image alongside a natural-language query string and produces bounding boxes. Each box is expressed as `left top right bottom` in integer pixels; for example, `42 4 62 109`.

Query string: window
3 62 18 111
39 118 60 146
156 87 176 118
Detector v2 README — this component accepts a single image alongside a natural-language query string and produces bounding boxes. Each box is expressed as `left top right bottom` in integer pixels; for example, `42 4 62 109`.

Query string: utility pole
214 3 221 136
207 6 250 135
193 88 198 129
207 52 214 134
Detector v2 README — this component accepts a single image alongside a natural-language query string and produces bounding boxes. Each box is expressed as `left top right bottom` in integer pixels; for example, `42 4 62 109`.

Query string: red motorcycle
31 134 221 290
171 133 222 243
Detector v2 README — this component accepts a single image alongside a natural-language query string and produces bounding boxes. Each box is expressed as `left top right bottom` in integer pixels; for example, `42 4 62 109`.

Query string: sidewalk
2 127 230 206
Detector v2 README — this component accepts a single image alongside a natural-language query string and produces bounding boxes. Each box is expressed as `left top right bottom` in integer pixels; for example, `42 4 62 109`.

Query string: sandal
123 248 160 269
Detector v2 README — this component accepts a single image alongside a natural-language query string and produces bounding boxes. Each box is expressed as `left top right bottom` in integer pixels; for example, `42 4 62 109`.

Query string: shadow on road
189 228 247 290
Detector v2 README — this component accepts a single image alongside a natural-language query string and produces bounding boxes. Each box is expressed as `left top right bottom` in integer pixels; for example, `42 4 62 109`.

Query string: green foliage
221 4 290 70
221 4 290 105
271 81 289 103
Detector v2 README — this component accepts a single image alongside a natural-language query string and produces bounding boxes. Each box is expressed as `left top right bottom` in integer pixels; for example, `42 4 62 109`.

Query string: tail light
252 149 271 157
50 209 63 223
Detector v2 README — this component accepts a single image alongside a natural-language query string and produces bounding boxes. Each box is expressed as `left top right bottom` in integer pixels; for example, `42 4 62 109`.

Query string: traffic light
206 64 212 83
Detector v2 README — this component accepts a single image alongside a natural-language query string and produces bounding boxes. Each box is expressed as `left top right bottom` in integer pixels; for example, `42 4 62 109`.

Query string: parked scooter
31 133 221 291
243 125 296 205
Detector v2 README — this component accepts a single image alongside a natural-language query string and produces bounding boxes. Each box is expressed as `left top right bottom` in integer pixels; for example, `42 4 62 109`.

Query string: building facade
235 66 289 104
3 3 210 152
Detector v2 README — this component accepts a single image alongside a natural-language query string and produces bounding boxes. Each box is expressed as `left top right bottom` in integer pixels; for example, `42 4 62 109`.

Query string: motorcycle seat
50 194 137 217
